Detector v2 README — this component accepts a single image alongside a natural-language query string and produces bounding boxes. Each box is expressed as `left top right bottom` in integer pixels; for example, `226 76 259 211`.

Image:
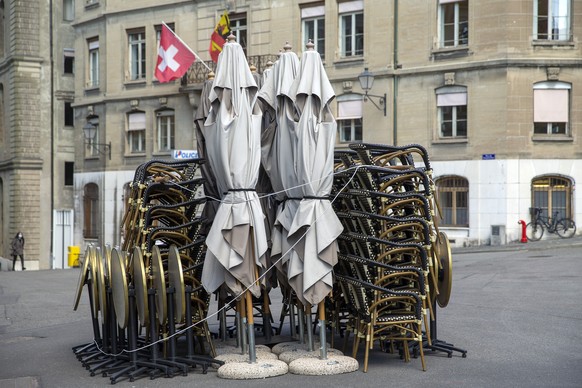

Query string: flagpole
162 21 212 71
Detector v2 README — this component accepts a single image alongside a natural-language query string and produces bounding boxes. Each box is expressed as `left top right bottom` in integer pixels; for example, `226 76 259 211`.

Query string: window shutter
128 112 146 131
338 100 363 120
339 1 363 13
437 92 467 107
301 5 325 18
534 89 568 122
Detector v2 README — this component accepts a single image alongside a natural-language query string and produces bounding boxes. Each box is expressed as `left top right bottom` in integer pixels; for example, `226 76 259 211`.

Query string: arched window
435 176 469 227
83 183 99 239
531 175 573 219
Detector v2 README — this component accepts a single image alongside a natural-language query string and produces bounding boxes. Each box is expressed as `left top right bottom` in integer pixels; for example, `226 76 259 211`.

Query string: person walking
11 232 25 271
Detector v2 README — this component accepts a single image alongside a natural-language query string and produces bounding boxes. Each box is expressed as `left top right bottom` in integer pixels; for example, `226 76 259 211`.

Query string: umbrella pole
262 289 273 341
289 292 297 340
305 303 314 351
297 300 305 344
246 290 257 363
220 308 227 342
237 297 247 354
318 301 327 360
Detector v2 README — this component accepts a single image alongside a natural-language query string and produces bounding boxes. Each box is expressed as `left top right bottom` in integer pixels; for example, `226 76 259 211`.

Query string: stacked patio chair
331 143 441 372
73 158 223 384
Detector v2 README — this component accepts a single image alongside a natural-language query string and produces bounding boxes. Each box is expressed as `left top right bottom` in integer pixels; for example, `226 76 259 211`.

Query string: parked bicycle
526 207 576 241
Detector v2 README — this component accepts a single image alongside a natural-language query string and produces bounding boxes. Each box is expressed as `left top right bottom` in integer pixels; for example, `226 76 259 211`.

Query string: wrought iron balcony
181 54 279 86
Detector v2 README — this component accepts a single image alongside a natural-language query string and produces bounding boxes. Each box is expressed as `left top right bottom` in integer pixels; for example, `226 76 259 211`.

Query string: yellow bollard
68 246 80 267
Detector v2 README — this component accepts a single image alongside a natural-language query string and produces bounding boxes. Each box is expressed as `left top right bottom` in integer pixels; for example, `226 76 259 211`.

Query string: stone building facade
0 0 76 269
0 0 48 269
1 0 580 269
71 0 581 250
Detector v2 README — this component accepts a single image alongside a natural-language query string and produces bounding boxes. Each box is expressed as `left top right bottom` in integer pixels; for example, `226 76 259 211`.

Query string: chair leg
352 321 363 359
363 323 372 373
423 299 432 346
342 321 351 354
402 339 409 362
417 323 427 371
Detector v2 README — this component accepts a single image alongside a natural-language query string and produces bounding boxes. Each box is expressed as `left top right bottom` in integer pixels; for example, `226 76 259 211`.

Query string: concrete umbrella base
288 354 359 376
278 347 343 364
271 340 331 355
214 343 272 356
217 359 289 379
215 351 279 364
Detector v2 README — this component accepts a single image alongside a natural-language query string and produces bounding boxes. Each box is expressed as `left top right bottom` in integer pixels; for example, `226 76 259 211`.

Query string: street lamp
358 67 387 116
83 122 111 160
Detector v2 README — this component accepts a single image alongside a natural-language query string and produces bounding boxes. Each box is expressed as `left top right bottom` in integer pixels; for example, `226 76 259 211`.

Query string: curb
452 235 582 255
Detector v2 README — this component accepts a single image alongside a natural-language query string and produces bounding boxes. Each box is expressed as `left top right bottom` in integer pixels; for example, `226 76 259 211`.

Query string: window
63 0 74 21
127 111 146 153
534 0 571 41
533 81 570 136
338 119 362 142
155 23 174 43
128 29 146 81
531 175 573 219
302 5 325 59
64 102 74 126
64 49 74 74
436 85 467 139
436 176 469 227
439 0 469 48
85 116 100 158
337 94 363 142
88 39 99 87
230 14 247 54
156 109 175 152
339 1 363 57
64 161 74 186
83 183 99 239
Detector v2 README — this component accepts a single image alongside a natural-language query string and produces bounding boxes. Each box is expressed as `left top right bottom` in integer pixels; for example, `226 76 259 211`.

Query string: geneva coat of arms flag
209 11 230 63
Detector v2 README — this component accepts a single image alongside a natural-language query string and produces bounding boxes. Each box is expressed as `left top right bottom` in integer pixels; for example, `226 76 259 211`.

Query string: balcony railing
182 54 279 86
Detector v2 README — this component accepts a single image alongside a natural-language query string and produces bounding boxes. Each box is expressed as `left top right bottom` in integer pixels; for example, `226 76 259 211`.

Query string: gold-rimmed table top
132 246 149 328
111 248 129 329
168 245 185 323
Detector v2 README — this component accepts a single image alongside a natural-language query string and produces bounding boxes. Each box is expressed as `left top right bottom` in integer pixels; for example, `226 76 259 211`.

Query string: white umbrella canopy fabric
195 72 220 235
201 36 267 298
286 42 343 306
257 44 301 290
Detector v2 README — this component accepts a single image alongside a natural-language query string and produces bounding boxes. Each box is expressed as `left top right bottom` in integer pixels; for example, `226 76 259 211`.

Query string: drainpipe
49 0 55 269
393 0 399 146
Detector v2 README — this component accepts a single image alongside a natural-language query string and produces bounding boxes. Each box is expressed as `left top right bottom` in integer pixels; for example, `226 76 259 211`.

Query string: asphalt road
1 237 581 387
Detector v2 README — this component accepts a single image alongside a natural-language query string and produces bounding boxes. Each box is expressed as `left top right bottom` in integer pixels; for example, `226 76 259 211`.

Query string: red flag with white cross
155 23 196 83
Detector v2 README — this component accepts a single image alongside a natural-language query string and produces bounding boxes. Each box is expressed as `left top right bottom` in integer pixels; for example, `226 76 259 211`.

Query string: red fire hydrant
518 220 528 243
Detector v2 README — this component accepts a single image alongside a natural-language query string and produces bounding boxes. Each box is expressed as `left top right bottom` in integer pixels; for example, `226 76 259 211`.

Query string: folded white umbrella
287 43 343 306
201 36 267 299
257 44 301 290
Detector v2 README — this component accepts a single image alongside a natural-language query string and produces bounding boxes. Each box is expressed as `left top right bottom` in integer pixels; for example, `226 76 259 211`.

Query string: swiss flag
155 23 196 83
